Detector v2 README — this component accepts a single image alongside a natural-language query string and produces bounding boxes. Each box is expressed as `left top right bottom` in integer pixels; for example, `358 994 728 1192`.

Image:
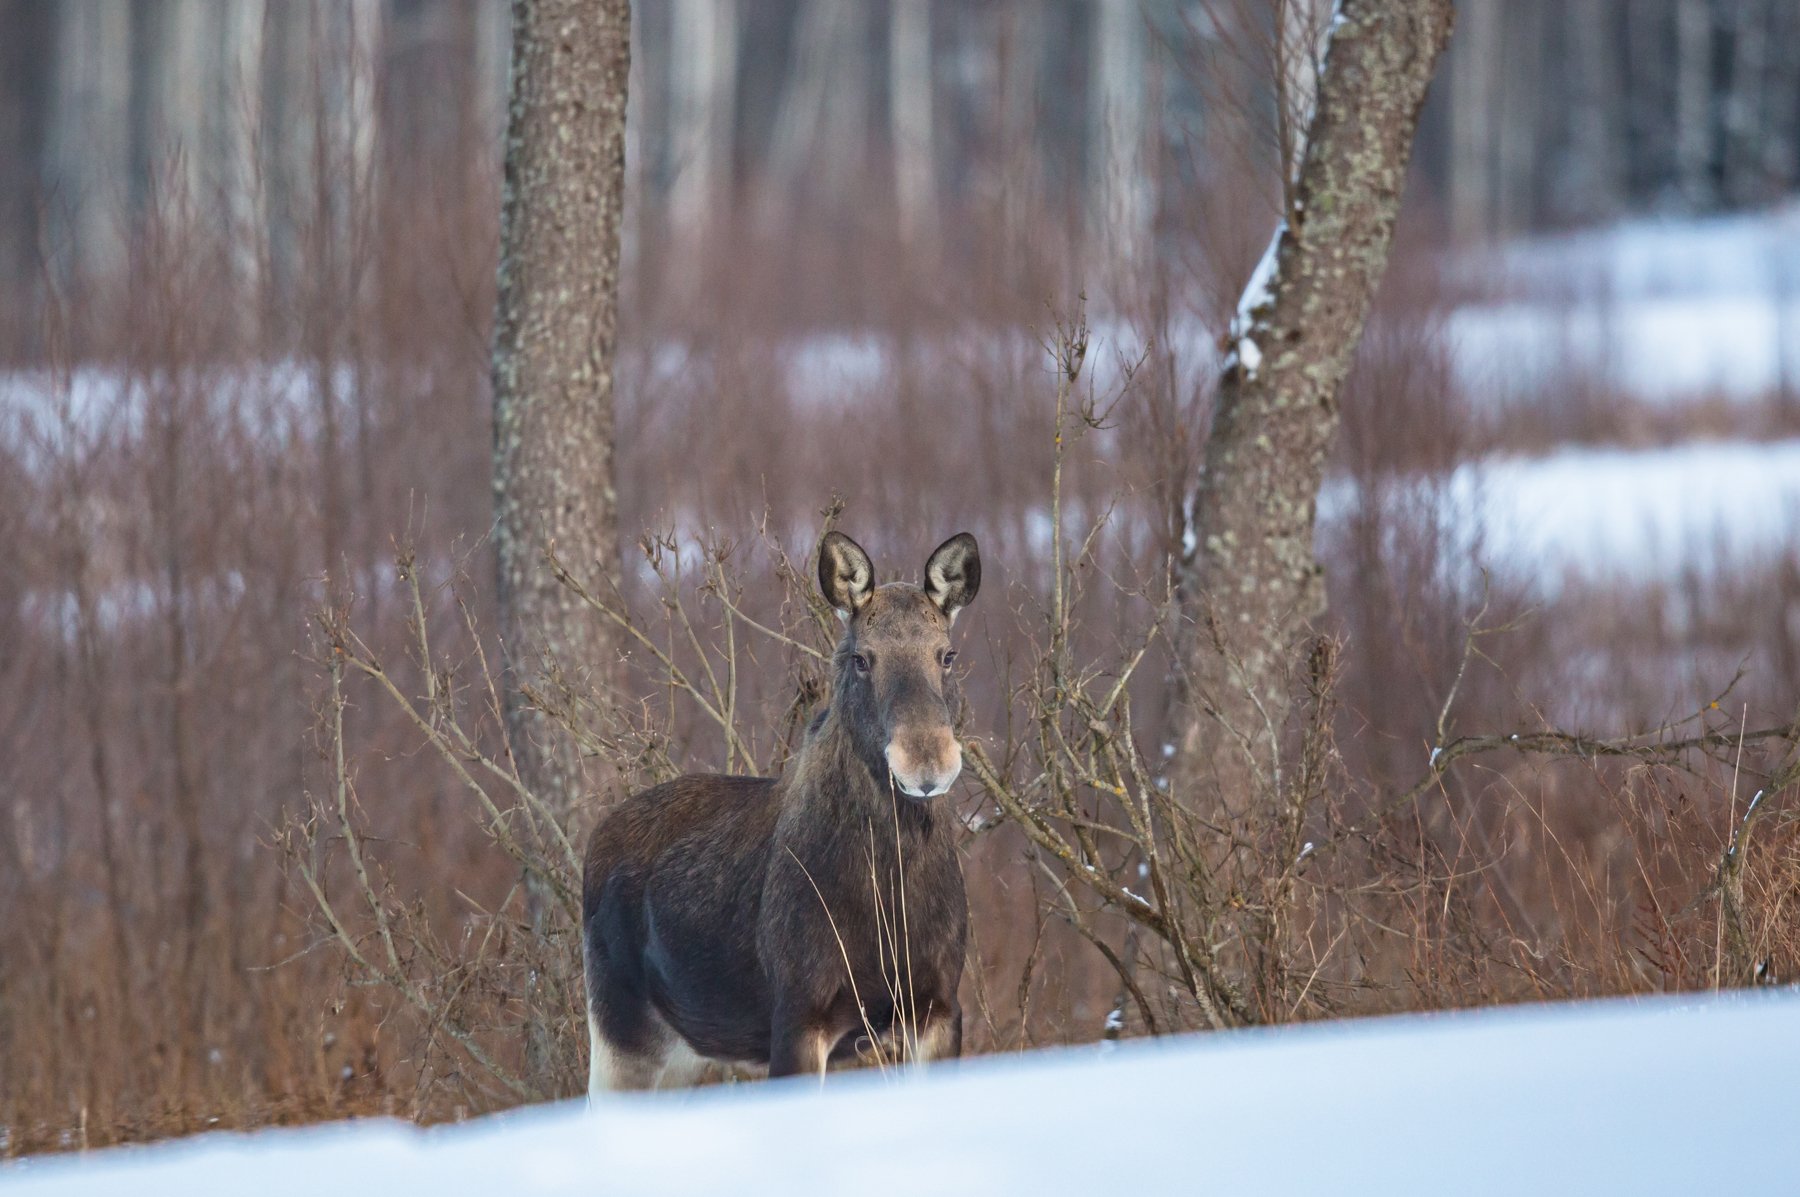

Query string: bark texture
492 0 631 820
1174 0 1454 808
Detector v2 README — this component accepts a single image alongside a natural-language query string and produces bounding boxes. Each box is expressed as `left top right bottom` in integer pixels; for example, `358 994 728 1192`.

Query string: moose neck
792 695 938 841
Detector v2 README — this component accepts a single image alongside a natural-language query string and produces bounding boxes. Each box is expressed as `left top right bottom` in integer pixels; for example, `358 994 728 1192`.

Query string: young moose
582 531 980 1093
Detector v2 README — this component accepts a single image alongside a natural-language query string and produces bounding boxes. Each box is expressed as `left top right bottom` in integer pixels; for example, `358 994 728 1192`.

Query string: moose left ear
923 532 980 622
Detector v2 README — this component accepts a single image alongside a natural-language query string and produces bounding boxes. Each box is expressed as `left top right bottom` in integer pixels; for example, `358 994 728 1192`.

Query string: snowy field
1316 437 1800 590
6 990 1796 1195
1451 202 1800 405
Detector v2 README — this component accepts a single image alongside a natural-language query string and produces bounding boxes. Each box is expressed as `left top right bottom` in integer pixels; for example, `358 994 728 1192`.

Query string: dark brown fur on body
582 532 980 1090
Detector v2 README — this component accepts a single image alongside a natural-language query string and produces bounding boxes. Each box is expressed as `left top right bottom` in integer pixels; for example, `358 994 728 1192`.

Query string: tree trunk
1720 0 1769 206
1493 0 1543 234
760 0 871 224
1564 0 1623 222
216 0 267 311
47 0 132 284
1446 0 1496 242
492 0 631 822
1675 0 1714 208
1172 0 1454 812
667 0 736 304
889 0 936 257
1088 0 1150 273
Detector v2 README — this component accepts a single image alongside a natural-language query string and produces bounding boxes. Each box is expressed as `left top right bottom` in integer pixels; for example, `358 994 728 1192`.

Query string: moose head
817 530 981 798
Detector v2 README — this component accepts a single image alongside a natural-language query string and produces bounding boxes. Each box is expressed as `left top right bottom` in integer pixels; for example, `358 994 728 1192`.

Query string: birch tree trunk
1172 0 1454 813
492 0 631 827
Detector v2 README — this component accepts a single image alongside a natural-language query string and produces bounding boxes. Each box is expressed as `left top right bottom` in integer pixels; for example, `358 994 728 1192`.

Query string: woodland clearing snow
6 990 1797 1196
1316 437 1800 590
1448 203 1800 404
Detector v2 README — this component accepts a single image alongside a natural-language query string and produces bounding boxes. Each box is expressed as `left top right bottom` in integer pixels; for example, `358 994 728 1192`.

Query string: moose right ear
818 530 875 619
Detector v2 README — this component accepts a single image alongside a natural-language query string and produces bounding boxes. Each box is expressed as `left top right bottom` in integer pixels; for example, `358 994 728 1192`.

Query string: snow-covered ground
6 990 1796 1195
1449 202 1800 405
1318 437 1800 590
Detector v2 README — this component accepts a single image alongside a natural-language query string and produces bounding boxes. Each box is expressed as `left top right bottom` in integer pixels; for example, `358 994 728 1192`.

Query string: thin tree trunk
1720 0 1768 206
1172 0 1454 813
1565 0 1623 222
47 0 132 284
889 0 937 256
1675 0 1714 208
761 1 870 224
1763 0 1800 190
1088 0 1150 273
668 0 736 304
1494 0 1542 234
492 0 631 819
1447 0 1496 242
996 1 1045 279
216 0 268 321
474 0 513 151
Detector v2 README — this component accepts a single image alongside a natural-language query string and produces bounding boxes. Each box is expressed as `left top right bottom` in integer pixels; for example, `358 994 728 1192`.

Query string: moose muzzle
884 726 962 799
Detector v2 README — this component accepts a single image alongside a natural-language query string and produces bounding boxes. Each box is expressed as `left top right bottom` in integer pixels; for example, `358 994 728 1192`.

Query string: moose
582 530 981 1093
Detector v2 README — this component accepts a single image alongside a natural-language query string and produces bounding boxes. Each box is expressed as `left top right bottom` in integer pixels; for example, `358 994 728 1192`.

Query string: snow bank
8 990 1797 1196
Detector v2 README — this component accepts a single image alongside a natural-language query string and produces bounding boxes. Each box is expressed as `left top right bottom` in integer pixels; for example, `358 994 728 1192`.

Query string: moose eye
942 650 958 669
851 653 870 675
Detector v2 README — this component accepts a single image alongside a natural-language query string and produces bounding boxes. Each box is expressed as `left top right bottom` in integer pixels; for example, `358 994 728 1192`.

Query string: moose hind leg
588 1004 696 1096
584 935 668 1097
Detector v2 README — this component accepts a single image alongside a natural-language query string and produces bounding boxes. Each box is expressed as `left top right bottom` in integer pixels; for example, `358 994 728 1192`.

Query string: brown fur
581 532 980 1090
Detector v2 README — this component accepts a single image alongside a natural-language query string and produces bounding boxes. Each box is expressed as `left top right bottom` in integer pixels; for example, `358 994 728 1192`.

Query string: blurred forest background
4 0 1800 1158
4 0 1800 331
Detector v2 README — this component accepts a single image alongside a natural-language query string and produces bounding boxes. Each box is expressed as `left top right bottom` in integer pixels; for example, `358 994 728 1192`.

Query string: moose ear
818 530 875 618
923 532 980 623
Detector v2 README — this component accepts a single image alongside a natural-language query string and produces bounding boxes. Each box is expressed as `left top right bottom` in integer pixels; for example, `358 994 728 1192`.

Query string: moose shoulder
581 531 981 1092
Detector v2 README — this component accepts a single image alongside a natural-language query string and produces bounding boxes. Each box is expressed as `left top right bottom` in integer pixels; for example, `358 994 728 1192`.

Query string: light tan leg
651 1033 714 1090
911 1004 962 1067
770 1022 835 1082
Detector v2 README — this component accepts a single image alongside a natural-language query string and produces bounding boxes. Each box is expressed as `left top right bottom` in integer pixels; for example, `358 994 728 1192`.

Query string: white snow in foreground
7 991 1798 1196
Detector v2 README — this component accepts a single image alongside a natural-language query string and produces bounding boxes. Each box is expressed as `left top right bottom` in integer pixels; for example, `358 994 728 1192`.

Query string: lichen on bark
490 0 633 826
1173 0 1456 811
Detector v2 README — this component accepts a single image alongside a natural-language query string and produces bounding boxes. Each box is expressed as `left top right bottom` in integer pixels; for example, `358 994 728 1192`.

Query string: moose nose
884 733 962 798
